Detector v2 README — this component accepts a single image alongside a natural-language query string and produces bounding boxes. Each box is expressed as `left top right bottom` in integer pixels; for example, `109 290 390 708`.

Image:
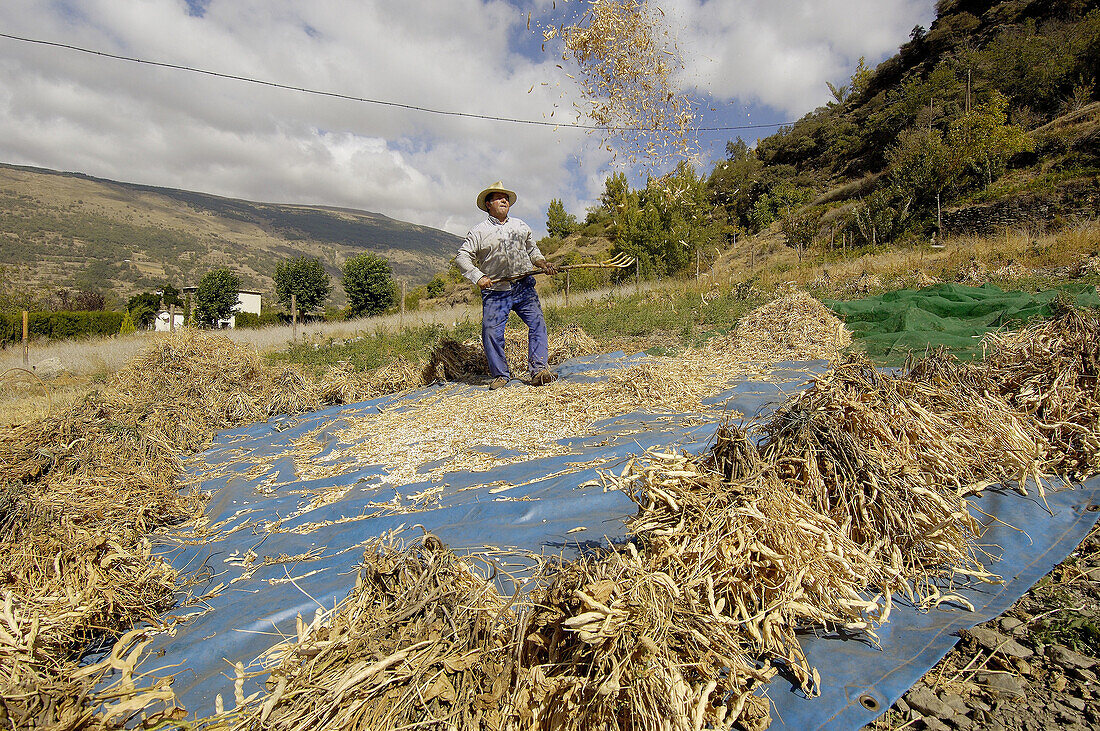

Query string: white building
178 288 263 329
153 311 186 332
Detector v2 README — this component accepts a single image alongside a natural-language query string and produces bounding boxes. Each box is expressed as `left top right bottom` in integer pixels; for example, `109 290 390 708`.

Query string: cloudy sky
0 0 936 238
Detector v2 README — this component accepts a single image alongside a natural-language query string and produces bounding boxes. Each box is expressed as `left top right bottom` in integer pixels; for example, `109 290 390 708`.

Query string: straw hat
476 181 517 211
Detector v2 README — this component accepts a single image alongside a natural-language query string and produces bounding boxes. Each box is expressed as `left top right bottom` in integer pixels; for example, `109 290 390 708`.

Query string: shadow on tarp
137 350 1099 729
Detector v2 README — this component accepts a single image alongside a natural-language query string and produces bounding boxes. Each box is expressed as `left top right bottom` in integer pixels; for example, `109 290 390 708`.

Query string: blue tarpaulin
144 352 1100 727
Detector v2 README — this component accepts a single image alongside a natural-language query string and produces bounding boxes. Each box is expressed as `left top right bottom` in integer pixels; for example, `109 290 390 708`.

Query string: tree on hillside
194 267 241 327
708 137 765 231
343 254 397 317
546 199 578 239
781 209 823 261
887 128 958 216
614 162 716 278
749 180 812 232
947 92 1033 188
274 256 331 313
599 172 636 236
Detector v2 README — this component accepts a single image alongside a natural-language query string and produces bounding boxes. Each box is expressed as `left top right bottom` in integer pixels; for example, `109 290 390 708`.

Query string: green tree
748 181 812 232
194 267 241 327
614 162 717 278
707 137 765 231
849 56 873 98
426 275 446 298
127 291 161 329
850 189 912 247
119 311 137 335
947 92 1034 188
599 172 637 236
546 199 578 238
781 209 822 261
274 256 332 313
886 127 958 216
161 282 183 308
343 254 397 317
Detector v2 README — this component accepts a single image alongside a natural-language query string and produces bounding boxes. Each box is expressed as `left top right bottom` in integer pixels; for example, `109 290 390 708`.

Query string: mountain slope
0 163 461 307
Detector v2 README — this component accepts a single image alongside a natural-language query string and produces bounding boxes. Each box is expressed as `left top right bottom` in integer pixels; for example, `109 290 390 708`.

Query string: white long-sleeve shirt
454 215 546 291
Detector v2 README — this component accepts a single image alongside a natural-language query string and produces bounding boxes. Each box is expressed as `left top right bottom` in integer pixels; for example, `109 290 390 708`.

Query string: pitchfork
492 253 637 284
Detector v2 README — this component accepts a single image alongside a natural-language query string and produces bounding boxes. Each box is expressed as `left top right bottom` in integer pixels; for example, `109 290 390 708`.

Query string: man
455 181 557 389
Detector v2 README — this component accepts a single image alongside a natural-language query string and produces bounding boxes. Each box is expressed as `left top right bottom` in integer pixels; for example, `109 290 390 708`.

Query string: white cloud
0 0 935 240
667 0 935 114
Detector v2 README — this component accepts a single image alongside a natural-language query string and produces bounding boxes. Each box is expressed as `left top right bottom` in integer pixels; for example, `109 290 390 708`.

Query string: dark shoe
531 369 555 386
489 376 509 390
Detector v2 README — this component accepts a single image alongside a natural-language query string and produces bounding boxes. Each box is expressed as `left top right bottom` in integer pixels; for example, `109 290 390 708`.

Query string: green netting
825 283 1100 364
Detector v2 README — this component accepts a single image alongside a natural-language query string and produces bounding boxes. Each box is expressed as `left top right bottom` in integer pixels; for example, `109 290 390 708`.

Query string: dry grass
712 218 1100 295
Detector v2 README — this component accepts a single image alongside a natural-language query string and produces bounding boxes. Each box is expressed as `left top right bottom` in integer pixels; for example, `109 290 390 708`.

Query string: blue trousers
481 276 548 379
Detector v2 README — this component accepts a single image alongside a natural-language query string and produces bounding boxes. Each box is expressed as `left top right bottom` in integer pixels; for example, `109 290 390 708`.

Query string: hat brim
477 185 517 211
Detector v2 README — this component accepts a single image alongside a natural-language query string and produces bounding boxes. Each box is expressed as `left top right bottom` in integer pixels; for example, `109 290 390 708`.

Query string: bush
235 312 292 329
0 311 126 343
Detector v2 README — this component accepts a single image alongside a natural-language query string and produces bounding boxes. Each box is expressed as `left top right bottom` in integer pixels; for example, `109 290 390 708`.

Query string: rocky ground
869 519 1100 730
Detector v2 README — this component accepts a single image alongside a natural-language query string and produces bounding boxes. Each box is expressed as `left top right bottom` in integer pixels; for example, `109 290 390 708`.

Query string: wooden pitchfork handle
491 253 636 285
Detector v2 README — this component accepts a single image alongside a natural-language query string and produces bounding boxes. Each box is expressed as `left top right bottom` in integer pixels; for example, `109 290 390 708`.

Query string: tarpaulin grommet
858 693 881 712
1087 504 1100 512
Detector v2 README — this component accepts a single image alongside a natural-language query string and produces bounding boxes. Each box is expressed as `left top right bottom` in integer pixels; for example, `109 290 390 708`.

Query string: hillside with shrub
0 163 459 309
522 0 1100 297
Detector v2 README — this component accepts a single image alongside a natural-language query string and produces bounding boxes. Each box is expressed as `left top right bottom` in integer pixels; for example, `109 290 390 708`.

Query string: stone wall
942 178 1100 236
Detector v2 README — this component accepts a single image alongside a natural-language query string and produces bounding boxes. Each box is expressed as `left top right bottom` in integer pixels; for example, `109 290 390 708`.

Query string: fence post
635 261 640 294
401 281 407 328
169 303 176 332
565 271 571 307
291 293 298 342
22 310 29 367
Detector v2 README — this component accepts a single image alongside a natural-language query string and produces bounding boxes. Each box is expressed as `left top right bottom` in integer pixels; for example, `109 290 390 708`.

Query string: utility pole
400 281 406 327
966 69 971 115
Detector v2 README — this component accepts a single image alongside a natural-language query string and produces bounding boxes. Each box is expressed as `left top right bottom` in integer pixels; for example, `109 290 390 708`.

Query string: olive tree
194 267 241 327
342 254 397 317
274 256 331 313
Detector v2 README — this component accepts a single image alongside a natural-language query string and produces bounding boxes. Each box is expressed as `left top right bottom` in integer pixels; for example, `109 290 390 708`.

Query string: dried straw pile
0 330 395 728
548 324 601 365
217 306 1100 731
983 302 1100 479
423 339 489 382
715 288 852 363
228 534 514 731
423 326 602 384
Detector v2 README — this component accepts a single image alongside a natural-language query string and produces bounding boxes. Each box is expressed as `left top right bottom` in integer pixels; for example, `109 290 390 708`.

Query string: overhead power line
0 31 794 133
